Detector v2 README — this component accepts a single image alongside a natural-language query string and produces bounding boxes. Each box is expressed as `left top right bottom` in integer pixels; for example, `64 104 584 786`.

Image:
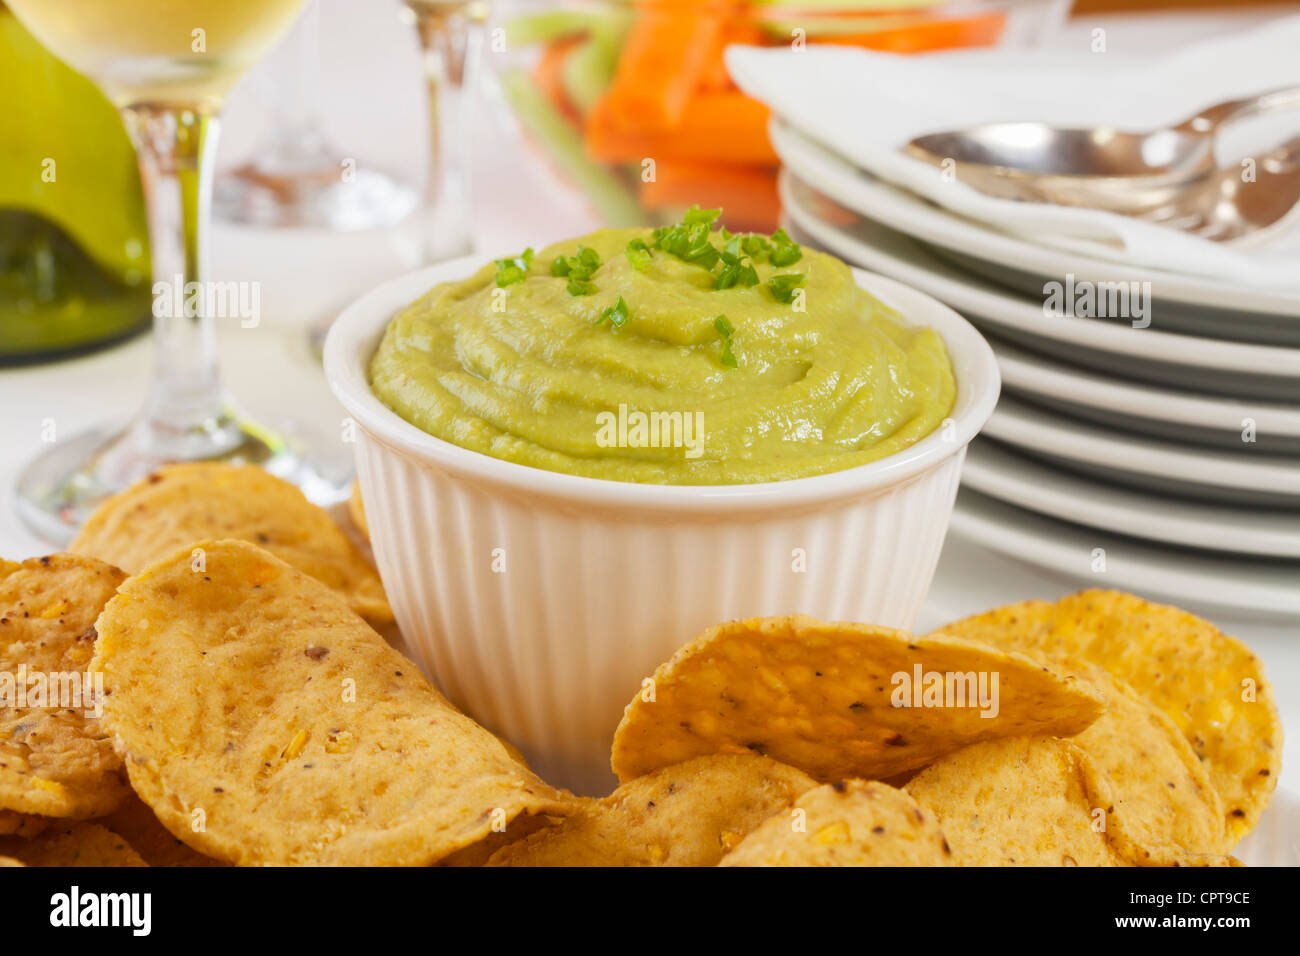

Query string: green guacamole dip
369 226 956 485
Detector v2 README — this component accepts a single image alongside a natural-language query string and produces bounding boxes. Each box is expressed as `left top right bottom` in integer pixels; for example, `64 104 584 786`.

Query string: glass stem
121 105 236 459
410 2 485 261
262 0 329 166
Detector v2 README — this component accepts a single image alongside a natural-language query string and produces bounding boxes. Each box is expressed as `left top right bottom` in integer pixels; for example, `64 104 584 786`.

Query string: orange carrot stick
532 35 584 125
600 5 731 131
698 18 764 93
822 13 1007 54
640 160 780 233
586 91 777 165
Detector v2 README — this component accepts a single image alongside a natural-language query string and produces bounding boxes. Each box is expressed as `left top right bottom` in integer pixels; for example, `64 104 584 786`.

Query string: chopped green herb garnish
624 238 654 271
654 220 719 270
683 205 721 227
713 238 759 290
770 245 801 267
496 263 527 286
494 247 535 287
553 245 603 293
714 314 738 368
594 295 630 329
714 257 759 290
741 234 772 259
769 228 802 267
649 210 802 282
768 273 806 303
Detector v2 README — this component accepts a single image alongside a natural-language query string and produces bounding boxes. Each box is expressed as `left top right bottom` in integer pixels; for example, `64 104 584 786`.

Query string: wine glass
213 0 418 231
401 0 489 262
7 0 353 543
299 0 488 360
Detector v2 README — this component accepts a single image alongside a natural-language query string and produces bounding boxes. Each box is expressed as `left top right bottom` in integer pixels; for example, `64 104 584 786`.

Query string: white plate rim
986 394 1300 494
963 440 1300 557
950 488 1300 616
991 340 1300 438
779 169 1300 377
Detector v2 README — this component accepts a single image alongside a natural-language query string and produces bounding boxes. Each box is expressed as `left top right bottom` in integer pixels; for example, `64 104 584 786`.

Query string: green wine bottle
0 1 150 361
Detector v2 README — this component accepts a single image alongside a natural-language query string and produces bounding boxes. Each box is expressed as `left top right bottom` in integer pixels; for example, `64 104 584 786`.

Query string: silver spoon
906 86 1300 223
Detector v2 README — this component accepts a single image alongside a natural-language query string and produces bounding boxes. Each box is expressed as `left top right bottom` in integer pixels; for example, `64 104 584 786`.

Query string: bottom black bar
5 864 1282 942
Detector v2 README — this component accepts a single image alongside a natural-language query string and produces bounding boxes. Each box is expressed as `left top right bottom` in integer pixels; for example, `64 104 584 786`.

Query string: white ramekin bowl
324 257 999 794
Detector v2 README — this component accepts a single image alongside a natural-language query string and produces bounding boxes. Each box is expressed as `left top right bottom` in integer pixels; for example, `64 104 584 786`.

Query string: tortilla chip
91 538 574 866
1068 662 1226 864
933 591 1281 843
488 754 816 867
0 809 47 838
1177 855 1245 867
0 821 146 867
720 780 952 867
0 555 130 819
927 599 1055 649
348 480 369 539
438 811 566 867
99 793 224 867
611 615 1105 783
905 736 1126 866
70 463 392 625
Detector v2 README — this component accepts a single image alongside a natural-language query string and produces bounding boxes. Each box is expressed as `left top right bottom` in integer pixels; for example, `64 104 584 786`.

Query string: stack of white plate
774 120 1300 617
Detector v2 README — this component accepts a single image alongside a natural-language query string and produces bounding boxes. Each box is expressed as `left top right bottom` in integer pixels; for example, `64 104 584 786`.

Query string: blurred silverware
1143 137 1300 241
906 86 1300 226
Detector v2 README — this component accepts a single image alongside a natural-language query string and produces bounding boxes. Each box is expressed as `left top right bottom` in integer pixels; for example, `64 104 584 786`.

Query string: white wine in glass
8 0 353 543
8 0 305 109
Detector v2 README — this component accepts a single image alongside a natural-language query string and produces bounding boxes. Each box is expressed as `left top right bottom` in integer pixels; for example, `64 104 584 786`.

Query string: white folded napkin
727 16 1300 289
